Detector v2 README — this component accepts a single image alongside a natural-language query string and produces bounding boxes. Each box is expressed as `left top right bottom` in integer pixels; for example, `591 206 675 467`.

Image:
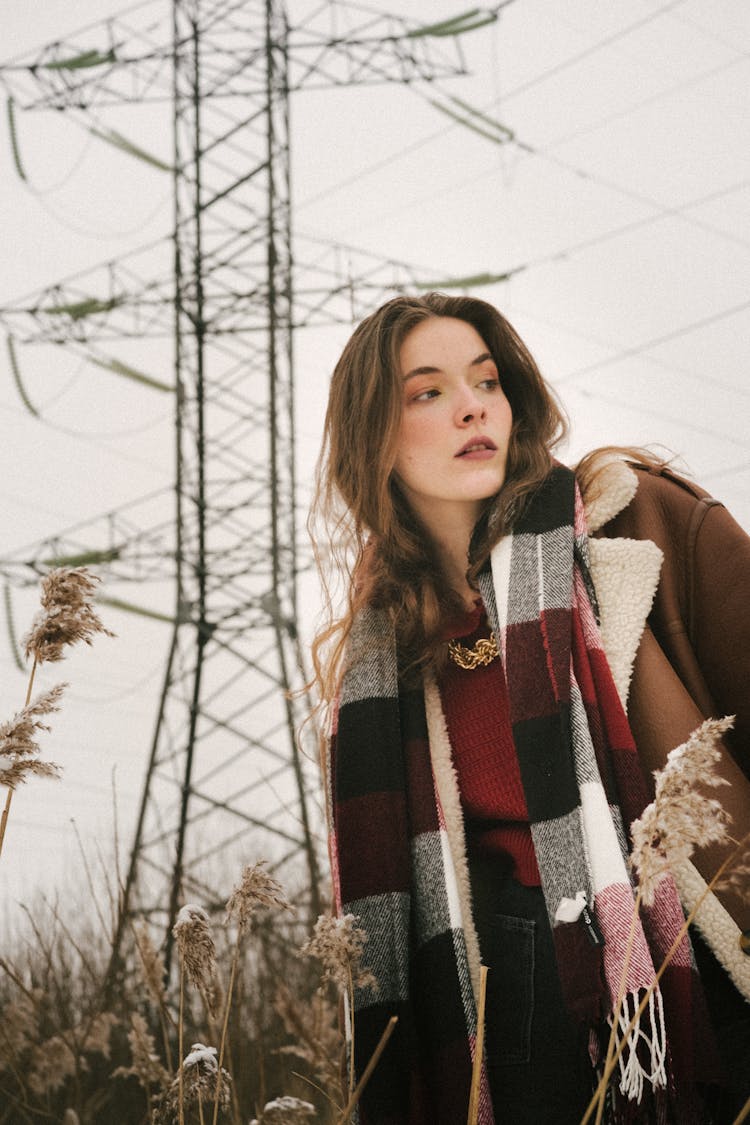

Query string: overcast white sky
1 0 749 927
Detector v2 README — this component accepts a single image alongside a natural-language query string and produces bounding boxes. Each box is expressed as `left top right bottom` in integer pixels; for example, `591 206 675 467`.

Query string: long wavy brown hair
309 291 568 703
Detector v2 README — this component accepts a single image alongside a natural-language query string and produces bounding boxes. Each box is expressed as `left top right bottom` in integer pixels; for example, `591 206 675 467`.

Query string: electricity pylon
0 0 494 972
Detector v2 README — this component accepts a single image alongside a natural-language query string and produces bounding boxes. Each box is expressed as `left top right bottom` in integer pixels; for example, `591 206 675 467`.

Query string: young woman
311 292 750 1124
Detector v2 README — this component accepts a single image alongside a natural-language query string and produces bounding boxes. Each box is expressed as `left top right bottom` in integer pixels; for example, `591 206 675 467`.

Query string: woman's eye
480 378 501 390
413 388 439 402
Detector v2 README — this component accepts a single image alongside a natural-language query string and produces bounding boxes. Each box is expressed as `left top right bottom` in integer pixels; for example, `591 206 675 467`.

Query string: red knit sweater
438 602 541 886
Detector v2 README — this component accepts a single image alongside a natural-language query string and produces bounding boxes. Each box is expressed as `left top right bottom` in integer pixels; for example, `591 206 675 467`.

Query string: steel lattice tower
0 0 489 968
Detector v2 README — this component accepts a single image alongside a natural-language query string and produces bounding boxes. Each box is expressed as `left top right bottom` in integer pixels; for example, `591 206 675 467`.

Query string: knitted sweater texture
438 604 540 885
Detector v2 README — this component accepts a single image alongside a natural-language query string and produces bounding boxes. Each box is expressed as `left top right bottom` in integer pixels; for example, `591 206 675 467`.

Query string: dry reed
466 966 488 1125
174 904 218 1009
630 716 733 904
22 567 113 664
0 683 65 794
301 912 376 1104
213 863 293 1125
1 565 112 860
2 844 398 1123
159 1044 232 1124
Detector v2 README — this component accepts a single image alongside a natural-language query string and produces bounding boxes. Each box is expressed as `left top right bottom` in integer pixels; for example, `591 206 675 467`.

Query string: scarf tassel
609 987 668 1104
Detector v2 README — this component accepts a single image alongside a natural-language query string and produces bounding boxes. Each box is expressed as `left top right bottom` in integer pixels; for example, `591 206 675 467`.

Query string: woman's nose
456 388 486 424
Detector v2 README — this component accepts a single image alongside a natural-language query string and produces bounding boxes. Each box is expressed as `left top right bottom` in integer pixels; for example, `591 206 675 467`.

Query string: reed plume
1 566 113 858
301 914 376 995
213 863 293 1125
225 860 293 935
22 567 113 664
630 715 733 904
173 904 218 1006
0 683 65 792
173 904 219 1123
301 914 377 1112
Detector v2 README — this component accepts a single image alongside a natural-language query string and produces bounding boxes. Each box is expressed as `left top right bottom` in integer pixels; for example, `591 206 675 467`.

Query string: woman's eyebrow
402 364 440 381
402 352 493 381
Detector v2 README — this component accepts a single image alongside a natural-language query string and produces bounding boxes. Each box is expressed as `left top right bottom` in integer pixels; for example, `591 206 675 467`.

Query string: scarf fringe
609 988 668 1103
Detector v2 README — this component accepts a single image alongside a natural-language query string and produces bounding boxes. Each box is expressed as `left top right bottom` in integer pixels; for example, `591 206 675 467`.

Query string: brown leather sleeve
602 465 750 927
602 465 750 778
689 499 750 776
628 625 750 930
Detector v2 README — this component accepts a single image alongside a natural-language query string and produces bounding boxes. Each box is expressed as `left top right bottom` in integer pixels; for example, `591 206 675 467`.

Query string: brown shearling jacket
595 461 750 934
602 463 749 778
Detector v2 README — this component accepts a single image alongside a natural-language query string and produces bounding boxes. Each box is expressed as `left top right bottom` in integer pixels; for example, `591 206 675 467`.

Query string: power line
556 296 750 387
665 6 750 57
534 53 749 155
570 381 749 454
487 0 689 106
517 175 750 272
316 145 750 274
0 397 173 477
296 54 750 289
295 0 699 211
502 295 750 403
353 82 750 265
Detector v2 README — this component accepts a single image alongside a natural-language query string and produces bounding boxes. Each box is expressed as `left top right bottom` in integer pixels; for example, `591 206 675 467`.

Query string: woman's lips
456 439 497 459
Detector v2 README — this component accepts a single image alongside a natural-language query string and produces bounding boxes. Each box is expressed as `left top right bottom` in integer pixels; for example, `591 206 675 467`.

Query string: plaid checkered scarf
328 464 711 1125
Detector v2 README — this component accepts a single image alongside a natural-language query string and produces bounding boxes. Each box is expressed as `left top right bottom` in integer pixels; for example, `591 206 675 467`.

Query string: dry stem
336 1016 398 1125
346 961 355 1100
732 1095 750 1125
178 965 185 1125
212 942 240 1125
467 966 488 1125
593 891 641 1125
133 925 174 1071
0 656 37 858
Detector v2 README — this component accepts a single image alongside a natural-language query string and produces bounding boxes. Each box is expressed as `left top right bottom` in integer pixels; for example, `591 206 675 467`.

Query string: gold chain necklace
447 630 499 670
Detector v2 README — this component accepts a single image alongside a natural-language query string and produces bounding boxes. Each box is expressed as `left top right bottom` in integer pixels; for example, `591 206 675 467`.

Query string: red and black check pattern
328 465 715 1124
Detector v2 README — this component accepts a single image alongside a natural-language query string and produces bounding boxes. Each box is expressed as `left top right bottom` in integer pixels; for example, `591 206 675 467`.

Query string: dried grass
2 565 112 861
0 873 347 1124
0 683 66 790
22 567 114 664
300 914 375 994
631 716 733 905
174 904 218 1008
225 861 293 936
1 571 394 1122
157 1044 232 1124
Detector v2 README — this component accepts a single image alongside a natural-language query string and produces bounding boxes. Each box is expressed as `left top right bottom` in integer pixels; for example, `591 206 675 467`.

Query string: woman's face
392 316 513 532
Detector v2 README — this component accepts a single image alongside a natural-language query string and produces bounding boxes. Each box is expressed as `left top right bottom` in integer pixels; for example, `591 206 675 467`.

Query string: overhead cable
557 296 750 387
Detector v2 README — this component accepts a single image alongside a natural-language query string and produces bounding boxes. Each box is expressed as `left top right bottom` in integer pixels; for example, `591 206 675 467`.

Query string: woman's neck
428 514 478 611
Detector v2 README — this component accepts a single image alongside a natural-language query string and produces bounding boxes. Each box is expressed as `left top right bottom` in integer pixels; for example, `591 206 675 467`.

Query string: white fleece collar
580 457 662 708
582 456 639 532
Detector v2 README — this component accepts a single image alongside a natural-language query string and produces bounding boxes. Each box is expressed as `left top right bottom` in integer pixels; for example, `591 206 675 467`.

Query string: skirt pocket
482 912 535 1066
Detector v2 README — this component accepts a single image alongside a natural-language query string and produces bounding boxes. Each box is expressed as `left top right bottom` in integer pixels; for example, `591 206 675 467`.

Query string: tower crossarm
0 493 178 588
0 0 474 114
